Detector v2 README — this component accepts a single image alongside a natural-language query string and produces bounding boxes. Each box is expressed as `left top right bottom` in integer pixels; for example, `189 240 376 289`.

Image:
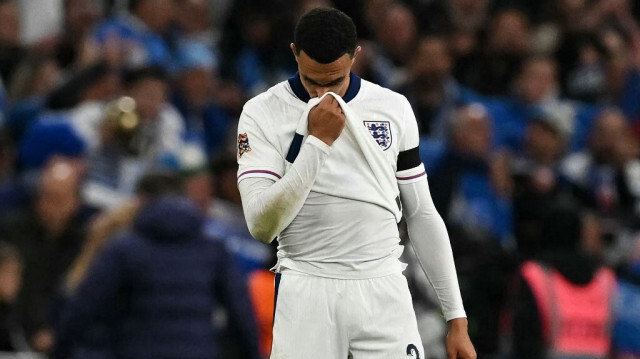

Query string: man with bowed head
237 7 476 359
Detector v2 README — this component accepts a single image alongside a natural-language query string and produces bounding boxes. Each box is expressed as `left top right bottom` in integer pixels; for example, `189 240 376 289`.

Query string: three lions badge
237 133 252 159
364 121 392 150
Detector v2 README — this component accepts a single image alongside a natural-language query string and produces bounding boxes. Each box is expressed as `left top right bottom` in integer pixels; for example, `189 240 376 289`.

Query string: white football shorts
270 271 425 359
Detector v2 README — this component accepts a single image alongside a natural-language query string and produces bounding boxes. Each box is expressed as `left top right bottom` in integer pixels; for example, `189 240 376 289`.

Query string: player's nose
313 87 331 97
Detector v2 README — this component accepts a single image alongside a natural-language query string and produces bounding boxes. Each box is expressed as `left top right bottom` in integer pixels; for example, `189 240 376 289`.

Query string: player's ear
351 46 362 64
290 43 299 62
351 46 362 63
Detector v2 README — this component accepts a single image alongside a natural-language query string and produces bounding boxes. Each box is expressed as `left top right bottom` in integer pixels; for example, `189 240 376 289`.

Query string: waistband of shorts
271 257 407 280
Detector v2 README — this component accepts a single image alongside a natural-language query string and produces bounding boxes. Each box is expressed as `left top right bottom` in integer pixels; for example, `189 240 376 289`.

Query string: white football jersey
237 73 426 278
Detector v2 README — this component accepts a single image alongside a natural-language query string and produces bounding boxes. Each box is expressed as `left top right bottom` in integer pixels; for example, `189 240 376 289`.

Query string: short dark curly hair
294 8 357 64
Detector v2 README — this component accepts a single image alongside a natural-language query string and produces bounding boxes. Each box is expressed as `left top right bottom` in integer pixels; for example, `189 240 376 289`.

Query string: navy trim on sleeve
286 133 304 163
287 72 361 103
272 273 281 323
397 147 421 171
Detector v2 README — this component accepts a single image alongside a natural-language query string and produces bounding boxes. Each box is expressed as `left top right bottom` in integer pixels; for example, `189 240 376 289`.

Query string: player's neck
289 72 361 103
336 76 350 98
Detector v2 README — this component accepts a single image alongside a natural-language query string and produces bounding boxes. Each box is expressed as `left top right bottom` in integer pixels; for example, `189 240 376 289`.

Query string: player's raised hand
308 95 346 146
446 318 477 359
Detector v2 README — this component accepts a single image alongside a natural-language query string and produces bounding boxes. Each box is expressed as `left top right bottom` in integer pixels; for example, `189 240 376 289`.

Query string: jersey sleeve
237 103 285 182
396 97 426 185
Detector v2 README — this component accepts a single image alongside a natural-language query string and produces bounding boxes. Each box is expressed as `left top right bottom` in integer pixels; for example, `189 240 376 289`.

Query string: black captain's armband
397 147 421 171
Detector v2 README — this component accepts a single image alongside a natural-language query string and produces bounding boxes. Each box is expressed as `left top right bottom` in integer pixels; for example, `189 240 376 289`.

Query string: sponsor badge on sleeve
238 133 252 159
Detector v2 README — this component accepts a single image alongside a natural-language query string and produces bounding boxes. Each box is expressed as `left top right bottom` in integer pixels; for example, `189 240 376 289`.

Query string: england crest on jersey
364 121 392 150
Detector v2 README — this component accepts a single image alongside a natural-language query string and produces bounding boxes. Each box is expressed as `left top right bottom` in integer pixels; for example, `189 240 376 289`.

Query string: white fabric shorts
270 271 425 359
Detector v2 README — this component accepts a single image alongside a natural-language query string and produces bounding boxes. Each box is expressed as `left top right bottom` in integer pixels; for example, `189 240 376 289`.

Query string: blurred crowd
0 0 639 358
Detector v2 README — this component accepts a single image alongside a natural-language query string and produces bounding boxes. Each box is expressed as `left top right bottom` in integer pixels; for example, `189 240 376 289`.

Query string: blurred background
0 0 640 358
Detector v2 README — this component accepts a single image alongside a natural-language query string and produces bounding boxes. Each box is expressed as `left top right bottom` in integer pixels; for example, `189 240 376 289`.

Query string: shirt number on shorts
406 344 420 358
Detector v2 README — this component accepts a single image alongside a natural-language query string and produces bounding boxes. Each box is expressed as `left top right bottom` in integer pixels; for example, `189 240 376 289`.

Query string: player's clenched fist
308 95 346 146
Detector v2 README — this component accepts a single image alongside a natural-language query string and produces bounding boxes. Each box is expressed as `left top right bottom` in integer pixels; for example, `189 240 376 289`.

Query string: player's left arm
399 177 476 359
396 96 476 359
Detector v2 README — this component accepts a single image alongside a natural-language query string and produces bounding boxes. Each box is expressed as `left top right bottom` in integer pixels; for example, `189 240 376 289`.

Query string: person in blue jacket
52 184 261 359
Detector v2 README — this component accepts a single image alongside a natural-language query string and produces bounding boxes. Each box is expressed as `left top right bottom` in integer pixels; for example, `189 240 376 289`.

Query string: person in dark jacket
0 158 96 354
52 192 261 359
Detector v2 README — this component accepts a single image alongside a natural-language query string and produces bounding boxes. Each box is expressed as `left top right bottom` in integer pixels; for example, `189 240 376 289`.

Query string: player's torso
260 78 408 278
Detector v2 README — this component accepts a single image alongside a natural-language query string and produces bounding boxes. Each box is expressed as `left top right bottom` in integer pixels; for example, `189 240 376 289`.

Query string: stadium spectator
553 0 640 115
600 5 640 126
486 55 597 152
82 67 195 209
174 0 217 51
400 35 479 138
6 54 62 104
456 8 532 96
53 176 261 359
0 242 27 352
554 0 633 36
511 105 574 259
368 2 417 89
488 56 563 151
376 2 418 63
232 3 296 97
17 61 119 171
55 0 104 70
6 54 62 139
560 32 609 103
0 158 96 354
171 41 233 159
91 0 177 71
446 0 492 33
512 201 617 359
430 104 513 244
435 0 491 73
561 109 640 231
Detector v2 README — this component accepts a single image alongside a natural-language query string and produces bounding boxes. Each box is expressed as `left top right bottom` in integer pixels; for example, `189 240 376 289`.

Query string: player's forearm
238 136 331 243
400 177 467 321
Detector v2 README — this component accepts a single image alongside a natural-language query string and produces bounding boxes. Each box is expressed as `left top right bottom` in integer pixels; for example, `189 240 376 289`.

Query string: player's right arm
237 96 344 243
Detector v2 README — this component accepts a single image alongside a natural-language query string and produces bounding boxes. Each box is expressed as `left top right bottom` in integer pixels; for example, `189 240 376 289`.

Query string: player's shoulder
242 80 300 120
242 86 279 114
361 79 407 102
357 78 411 107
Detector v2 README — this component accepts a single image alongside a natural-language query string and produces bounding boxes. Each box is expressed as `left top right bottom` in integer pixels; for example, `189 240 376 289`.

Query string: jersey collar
288 72 361 103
